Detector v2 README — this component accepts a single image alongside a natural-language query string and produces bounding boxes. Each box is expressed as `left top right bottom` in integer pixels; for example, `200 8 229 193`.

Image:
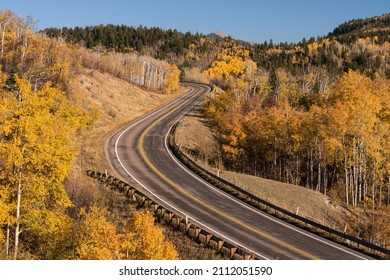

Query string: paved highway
105 83 372 260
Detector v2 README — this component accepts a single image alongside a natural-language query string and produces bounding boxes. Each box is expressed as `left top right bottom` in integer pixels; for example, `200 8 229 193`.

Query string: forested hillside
43 24 222 70
329 13 390 43
196 17 389 247
0 10 180 260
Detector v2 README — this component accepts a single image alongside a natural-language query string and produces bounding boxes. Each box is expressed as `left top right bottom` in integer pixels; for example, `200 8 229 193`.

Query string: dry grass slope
72 69 182 171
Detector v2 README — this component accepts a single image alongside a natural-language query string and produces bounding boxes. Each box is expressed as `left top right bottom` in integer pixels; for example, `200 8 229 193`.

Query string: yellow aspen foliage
121 210 178 260
0 187 12 243
74 208 178 260
24 209 74 259
0 66 6 87
75 206 121 260
0 77 95 259
205 46 254 81
164 64 180 94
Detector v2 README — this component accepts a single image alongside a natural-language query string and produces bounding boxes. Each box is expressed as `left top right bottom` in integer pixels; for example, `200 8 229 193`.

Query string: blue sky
1 0 389 43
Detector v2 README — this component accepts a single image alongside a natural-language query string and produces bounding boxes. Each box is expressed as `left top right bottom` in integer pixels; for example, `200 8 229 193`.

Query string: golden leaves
205 46 255 81
121 210 178 260
206 68 389 207
75 207 178 260
164 64 181 94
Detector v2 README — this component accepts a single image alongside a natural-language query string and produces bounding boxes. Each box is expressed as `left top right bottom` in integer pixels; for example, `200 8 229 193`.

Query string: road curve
105 82 372 260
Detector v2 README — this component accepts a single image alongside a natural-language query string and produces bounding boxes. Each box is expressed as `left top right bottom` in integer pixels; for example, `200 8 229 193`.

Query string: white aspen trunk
295 154 299 185
306 149 310 188
141 61 146 87
358 161 362 203
136 63 140 85
148 62 154 90
286 162 290 184
21 29 28 62
323 166 327 195
345 153 349 205
14 171 22 260
372 157 376 209
6 224 10 257
358 140 364 203
146 62 151 89
279 151 283 182
273 137 277 180
157 67 162 90
310 147 314 189
16 26 20 41
317 146 322 192
1 23 6 58
153 65 158 90
351 172 356 207
353 137 358 207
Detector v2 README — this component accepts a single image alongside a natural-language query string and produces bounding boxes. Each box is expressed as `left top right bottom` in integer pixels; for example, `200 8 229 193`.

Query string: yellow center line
138 89 320 260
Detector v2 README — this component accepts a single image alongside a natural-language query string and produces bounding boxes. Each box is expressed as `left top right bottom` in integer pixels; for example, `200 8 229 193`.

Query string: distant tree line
328 13 390 44
43 25 211 58
42 15 390 79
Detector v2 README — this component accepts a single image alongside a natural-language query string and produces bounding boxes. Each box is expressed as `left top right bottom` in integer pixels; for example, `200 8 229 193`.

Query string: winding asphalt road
105 82 372 260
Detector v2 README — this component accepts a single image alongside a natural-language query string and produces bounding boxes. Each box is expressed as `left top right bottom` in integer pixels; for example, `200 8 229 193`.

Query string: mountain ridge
206 31 253 45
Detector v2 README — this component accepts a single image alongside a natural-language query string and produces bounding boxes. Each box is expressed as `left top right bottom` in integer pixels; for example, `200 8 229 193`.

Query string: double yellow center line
137 89 319 260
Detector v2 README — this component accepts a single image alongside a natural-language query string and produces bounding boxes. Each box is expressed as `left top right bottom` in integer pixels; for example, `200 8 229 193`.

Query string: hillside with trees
42 24 222 71
328 13 390 43
1 8 389 259
197 18 390 248
0 10 181 260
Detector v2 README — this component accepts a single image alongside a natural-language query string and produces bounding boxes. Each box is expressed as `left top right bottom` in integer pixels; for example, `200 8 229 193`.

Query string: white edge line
112 84 269 260
163 86 369 260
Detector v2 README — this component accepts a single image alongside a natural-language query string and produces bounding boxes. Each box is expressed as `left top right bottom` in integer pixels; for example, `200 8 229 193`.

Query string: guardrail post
150 203 159 212
217 240 224 251
205 234 212 245
230 247 237 259
194 228 201 238
165 212 173 222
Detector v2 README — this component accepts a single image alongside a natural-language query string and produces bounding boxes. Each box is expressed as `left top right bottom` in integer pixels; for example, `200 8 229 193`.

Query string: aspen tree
0 78 92 259
121 210 178 260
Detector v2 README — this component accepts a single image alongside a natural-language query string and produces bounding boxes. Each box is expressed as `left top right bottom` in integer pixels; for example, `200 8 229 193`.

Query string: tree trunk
317 146 322 192
310 147 314 189
323 166 327 195
1 24 6 58
6 224 10 257
14 171 22 260
345 154 349 205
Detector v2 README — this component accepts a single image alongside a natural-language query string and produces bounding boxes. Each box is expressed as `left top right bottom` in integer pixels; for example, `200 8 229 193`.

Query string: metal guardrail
168 122 390 260
86 170 256 260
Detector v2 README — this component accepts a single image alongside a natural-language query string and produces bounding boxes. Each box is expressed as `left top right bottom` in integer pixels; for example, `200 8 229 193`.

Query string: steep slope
72 68 183 171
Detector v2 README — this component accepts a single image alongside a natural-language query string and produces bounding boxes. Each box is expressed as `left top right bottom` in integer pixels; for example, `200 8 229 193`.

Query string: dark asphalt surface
105 83 373 260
